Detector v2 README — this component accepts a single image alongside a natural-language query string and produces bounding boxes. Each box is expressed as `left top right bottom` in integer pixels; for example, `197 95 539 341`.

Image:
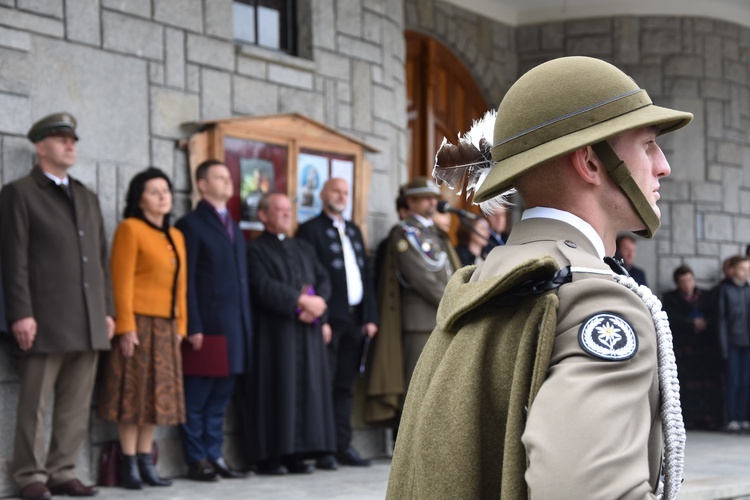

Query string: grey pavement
86 431 749 500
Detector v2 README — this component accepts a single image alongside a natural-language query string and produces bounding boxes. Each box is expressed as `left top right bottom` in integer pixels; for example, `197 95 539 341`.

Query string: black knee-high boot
119 454 143 489
137 453 172 487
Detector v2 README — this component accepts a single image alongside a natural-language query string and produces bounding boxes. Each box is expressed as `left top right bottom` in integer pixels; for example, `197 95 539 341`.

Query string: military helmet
474 57 692 237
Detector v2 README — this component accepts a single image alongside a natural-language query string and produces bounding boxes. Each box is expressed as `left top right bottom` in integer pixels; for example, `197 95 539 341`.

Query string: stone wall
404 0 518 105
0 0 406 495
516 16 750 293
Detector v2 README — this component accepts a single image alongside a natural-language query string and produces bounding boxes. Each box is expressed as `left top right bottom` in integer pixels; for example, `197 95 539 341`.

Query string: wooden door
406 31 489 229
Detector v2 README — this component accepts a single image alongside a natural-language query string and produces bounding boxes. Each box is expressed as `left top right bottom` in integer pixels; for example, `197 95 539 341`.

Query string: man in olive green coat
388 57 692 499
0 113 115 500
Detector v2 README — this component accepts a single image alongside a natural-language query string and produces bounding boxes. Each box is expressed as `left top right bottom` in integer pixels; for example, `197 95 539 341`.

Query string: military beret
401 176 441 198
27 112 78 143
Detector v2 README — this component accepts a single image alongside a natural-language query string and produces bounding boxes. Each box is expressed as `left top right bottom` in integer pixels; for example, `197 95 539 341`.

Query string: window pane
233 2 256 44
258 5 281 49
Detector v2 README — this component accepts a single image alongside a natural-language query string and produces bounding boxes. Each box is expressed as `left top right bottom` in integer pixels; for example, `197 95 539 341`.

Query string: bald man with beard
297 178 379 469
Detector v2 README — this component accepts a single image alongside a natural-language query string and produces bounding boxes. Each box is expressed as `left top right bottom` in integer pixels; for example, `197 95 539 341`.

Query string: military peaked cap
27 112 78 143
401 177 441 198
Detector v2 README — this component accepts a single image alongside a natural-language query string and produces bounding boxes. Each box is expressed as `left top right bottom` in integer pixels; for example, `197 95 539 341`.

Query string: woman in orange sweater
99 167 187 489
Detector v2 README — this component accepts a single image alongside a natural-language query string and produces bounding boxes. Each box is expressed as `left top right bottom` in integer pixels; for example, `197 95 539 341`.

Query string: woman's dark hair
456 218 486 246
123 167 173 227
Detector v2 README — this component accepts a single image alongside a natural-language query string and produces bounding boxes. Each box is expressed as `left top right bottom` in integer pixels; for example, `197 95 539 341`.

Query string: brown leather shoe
20 482 51 500
48 478 98 497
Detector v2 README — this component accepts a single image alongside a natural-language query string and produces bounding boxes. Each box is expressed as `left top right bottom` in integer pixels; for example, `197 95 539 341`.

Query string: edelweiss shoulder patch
578 312 638 361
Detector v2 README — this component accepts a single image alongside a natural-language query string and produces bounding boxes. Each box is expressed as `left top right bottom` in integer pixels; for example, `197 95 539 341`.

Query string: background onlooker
662 265 723 430
175 160 251 481
716 255 750 433
615 234 648 287
483 209 508 254
455 217 491 266
98 168 187 489
297 178 379 469
0 112 115 500
242 193 336 475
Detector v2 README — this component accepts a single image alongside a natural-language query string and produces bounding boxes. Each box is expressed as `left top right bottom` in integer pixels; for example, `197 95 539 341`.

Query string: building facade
1 0 750 493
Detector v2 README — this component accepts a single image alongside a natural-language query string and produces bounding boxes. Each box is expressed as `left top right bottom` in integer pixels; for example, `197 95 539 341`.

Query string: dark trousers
180 375 235 464
328 319 364 452
726 345 750 422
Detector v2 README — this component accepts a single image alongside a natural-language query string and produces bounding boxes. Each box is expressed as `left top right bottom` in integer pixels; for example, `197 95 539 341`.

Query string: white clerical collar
276 233 286 241
521 207 606 259
412 213 433 228
42 170 69 186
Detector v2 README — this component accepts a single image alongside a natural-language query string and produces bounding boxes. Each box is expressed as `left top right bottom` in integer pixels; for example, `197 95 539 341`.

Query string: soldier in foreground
387 56 692 499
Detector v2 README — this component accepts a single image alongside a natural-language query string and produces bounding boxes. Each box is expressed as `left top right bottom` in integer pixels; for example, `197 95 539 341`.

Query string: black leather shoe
256 460 288 475
20 482 51 500
119 454 143 490
137 452 172 486
315 454 339 471
336 447 372 467
47 479 98 497
210 457 247 479
285 458 315 474
187 459 219 482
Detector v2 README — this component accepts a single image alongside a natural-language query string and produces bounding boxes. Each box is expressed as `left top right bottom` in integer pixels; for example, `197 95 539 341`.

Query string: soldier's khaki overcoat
388 217 661 500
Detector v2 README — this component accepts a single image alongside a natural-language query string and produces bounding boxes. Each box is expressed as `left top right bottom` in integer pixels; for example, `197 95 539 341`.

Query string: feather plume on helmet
432 109 514 215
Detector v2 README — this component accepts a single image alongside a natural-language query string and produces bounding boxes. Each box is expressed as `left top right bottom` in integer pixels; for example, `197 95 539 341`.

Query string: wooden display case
186 113 378 238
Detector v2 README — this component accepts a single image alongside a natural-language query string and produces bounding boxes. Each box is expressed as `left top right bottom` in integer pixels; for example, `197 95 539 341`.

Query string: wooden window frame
233 0 298 56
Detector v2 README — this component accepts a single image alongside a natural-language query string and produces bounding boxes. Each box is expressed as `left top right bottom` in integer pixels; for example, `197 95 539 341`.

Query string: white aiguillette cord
611 273 685 500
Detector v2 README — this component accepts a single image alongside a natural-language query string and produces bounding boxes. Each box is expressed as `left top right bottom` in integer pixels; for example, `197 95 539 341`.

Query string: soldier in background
365 177 460 425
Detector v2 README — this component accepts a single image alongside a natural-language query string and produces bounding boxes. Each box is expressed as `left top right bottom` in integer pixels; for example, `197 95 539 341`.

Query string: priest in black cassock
242 192 336 475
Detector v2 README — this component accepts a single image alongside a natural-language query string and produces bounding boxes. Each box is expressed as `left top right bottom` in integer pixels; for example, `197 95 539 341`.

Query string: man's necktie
60 183 72 199
220 212 234 243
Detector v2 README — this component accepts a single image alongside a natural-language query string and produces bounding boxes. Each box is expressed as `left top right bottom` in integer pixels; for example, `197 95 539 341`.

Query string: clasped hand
296 293 327 324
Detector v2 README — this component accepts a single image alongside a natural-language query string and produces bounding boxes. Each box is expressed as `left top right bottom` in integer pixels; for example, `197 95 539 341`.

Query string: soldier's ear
569 146 605 187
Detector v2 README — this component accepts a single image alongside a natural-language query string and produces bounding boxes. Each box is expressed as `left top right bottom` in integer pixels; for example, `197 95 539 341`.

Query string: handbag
97 440 159 486
97 441 120 487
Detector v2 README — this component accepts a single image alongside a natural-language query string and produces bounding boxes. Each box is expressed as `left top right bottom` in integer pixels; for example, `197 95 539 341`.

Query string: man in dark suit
175 160 252 481
0 113 115 500
297 178 379 469
616 234 648 287
483 209 508 254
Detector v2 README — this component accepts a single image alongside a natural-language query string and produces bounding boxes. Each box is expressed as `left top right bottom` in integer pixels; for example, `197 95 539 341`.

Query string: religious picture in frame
223 136 288 231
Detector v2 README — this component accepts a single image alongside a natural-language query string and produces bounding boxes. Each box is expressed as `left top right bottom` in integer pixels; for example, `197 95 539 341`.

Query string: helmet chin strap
590 141 660 239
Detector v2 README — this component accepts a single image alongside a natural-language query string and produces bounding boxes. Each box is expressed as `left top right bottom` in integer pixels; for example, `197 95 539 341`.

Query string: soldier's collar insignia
578 312 638 361
396 239 409 252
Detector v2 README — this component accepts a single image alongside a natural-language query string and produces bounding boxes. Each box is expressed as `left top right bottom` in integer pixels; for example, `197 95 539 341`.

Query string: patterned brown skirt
99 315 185 425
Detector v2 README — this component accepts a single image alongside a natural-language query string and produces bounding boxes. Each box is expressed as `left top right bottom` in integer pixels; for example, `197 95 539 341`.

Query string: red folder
181 335 230 377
